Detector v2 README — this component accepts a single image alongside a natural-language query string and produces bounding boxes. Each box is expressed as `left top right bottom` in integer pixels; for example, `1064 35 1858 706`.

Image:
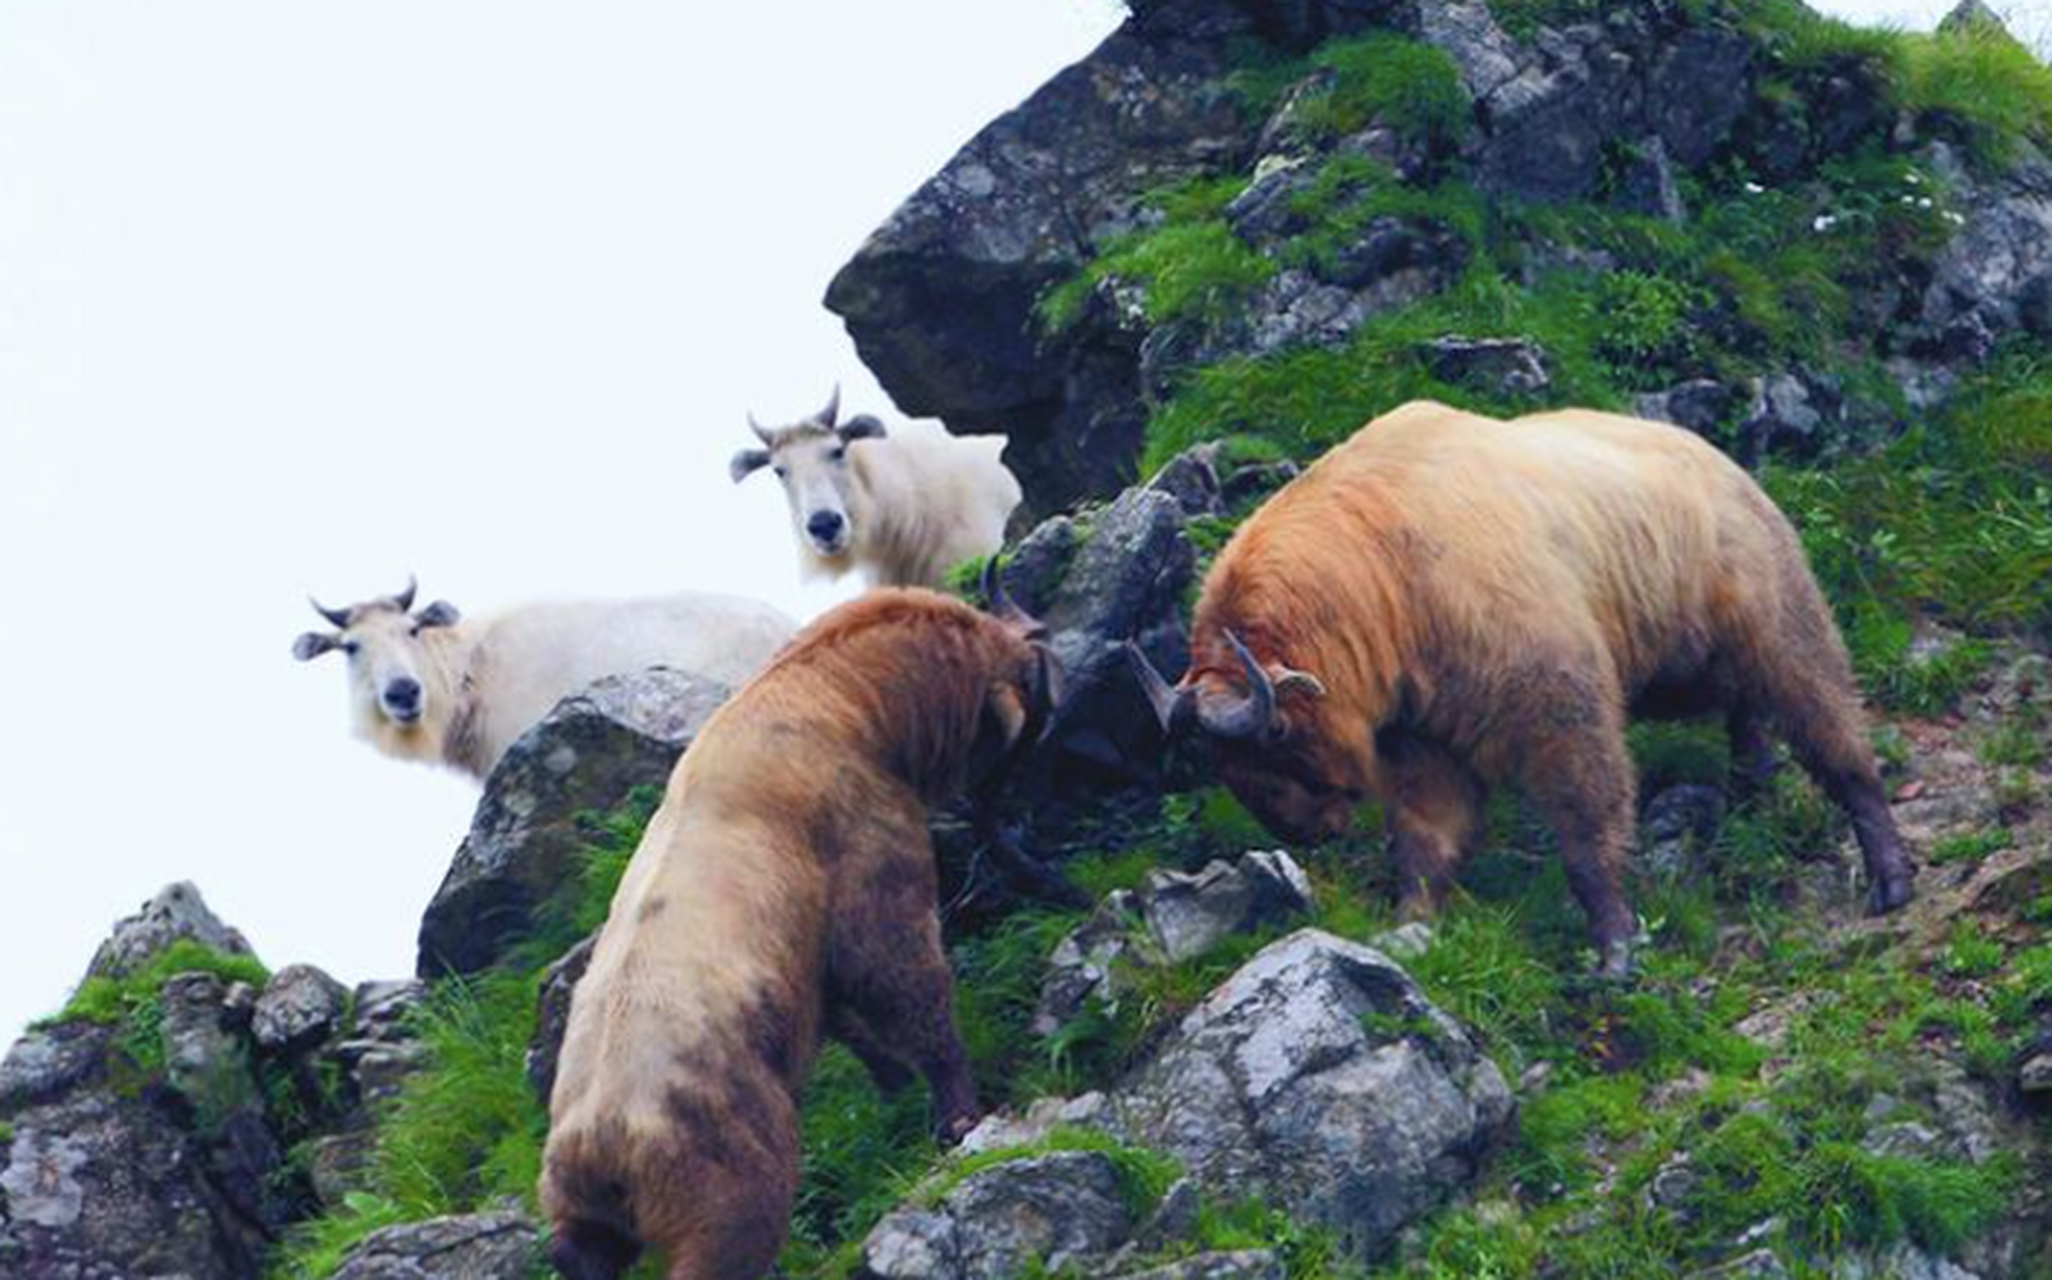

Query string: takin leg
827 856 981 1144
1380 734 1489 921
1500 673 1640 979
826 1004 916 1094
1725 702 1782 802
548 1220 640 1280
1746 646 1915 915
642 1078 802 1280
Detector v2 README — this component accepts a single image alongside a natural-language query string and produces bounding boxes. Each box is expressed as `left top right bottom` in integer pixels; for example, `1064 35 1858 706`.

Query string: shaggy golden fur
1175 401 1913 973
541 590 1055 1280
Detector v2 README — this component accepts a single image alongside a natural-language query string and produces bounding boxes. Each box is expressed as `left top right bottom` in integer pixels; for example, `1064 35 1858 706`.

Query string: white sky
0 0 2035 1044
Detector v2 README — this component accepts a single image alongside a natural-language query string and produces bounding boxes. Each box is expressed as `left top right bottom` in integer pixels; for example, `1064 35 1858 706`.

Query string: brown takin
541 578 1059 1280
1131 400 1914 977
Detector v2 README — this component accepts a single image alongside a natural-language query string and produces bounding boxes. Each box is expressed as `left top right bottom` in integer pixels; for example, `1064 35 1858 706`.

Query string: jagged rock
86 881 253 980
417 669 729 976
159 972 257 1116
1147 447 1228 520
1118 1252 1285 1280
0 1091 271 1279
1369 921 1434 960
1691 1250 1790 1279
1006 484 1196 785
0 1023 111 1111
1919 173 2052 360
1939 0 2011 38
1643 785 1727 880
858 1151 1140 1280
1036 851 1316 1035
1614 135 1686 222
253 964 350 1054
527 936 596 1102
1832 1245 1985 1280
825 20 1253 513
1422 336 1551 396
328 1210 543 1280
1104 930 1513 1257
1634 379 1737 437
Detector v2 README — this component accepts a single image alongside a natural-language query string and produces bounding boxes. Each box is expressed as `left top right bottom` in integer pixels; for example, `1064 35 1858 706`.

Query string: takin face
729 385 887 568
291 578 463 760
1128 629 1359 843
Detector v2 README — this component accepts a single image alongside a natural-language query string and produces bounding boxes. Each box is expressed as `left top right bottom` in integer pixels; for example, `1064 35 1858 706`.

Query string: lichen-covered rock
86 881 253 980
328 1210 542 1280
858 1151 1140 1280
417 669 729 975
253 964 350 1054
1037 851 1317 1035
1422 336 1551 397
1116 1251 1286 1280
0 1091 271 1279
1634 379 1738 437
526 935 596 1102
0 1023 111 1111
1104 930 1513 1258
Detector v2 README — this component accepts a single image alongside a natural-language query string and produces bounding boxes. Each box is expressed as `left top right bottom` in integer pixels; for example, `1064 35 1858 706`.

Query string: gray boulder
1118 1252 1286 1280
1104 930 1513 1257
1037 851 1317 1036
1423 336 1552 397
86 881 253 980
253 963 350 1054
0 1023 111 1112
328 1210 543 1280
1633 379 1737 437
0 1091 271 1279
417 669 728 976
1918 170 2052 361
527 935 597 1102
858 1151 1141 1280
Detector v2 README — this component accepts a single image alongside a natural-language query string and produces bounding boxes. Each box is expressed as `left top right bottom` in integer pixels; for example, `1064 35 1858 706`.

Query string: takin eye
340 640 361 657
829 446 847 463
773 465 789 480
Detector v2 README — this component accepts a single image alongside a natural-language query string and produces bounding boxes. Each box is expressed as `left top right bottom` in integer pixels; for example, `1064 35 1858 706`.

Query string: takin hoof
1866 869 1917 916
935 1109 984 1148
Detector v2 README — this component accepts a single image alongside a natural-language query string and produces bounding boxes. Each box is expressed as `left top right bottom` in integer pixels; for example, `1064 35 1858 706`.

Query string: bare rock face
1102 930 1514 1257
1037 851 1317 1035
327 1210 543 1280
417 668 729 976
858 1151 1141 1280
87 881 253 980
253 963 350 1054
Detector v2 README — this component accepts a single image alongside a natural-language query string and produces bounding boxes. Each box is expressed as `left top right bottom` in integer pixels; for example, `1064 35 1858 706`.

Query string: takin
541 578 1060 1280
291 579 795 780
730 385 1022 588
1130 401 1915 976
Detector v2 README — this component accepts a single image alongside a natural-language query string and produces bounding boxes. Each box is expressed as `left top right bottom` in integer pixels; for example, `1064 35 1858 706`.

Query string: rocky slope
7 0 2052 1277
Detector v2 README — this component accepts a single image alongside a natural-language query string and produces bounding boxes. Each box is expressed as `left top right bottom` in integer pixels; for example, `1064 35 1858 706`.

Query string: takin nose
383 678 423 719
806 510 846 544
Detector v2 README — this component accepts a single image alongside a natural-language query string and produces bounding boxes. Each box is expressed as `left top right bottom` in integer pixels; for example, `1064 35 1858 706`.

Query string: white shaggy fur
293 587 795 780
731 389 1022 589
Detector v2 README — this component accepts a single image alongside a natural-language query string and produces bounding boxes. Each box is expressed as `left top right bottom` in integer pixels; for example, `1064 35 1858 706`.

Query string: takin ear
1025 643 1066 744
836 415 887 445
730 448 773 483
292 632 340 662
414 600 461 630
1273 667 1326 699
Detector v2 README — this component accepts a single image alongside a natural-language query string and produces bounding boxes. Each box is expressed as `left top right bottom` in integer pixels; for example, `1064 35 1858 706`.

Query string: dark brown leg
1382 735 1488 920
1726 702 1782 801
827 1004 915 1094
549 1221 639 1280
828 863 981 1144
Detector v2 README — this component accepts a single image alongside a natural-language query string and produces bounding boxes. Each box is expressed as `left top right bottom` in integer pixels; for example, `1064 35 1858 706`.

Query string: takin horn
748 412 775 447
310 597 353 630
389 575 418 614
816 383 841 429
980 558 1046 639
1124 641 1192 737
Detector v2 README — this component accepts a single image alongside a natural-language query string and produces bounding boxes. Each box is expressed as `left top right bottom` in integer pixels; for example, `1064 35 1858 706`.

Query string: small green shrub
1292 34 1471 150
1928 828 2013 866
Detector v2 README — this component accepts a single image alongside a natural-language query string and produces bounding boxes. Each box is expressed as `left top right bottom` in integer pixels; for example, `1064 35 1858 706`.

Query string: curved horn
817 383 841 428
1124 642 1191 736
980 557 1047 640
1194 628 1277 741
390 575 418 613
310 596 352 630
748 412 775 447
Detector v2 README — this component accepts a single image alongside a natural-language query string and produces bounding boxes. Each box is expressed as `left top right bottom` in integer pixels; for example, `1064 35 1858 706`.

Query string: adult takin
541 578 1060 1280
1130 401 1915 977
730 385 1022 588
291 579 795 780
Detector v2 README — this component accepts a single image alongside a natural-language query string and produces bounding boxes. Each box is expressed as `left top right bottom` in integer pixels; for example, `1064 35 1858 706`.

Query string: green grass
44 940 272 1091
1291 34 1470 150
1037 177 1268 333
1928 828 2013 866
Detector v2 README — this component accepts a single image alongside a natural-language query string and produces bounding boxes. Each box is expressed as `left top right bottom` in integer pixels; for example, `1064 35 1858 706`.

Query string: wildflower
1906 170 1923 185
1917 197 1934 210
1744 181 1766 195
1813 213 1839 232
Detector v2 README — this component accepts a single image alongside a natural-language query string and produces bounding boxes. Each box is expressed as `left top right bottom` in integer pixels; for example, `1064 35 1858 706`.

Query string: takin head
291 577 464 761
1127 629 1362 844
728 385 888 570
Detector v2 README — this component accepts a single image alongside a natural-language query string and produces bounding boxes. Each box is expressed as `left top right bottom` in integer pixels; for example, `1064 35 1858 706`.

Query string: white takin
291 579 795 780
730 386 1022 589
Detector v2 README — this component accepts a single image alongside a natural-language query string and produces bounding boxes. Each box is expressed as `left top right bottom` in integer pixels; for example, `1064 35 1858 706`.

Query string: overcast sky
0 0 2030 1043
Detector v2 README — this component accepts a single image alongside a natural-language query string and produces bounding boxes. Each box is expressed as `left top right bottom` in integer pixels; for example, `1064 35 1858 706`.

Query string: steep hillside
5 1 2052 1278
